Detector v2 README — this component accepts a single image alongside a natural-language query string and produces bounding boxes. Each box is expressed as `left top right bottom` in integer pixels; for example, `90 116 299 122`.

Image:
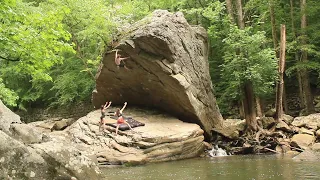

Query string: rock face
92 10 223 138
0 100 100 180
0 100 21 134
67 107 205 166
9 123 43 144
1 99 205 179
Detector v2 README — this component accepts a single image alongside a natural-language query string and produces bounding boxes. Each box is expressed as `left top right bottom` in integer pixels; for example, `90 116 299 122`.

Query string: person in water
114 102 133 135
100 101 111 131
114 49 130 70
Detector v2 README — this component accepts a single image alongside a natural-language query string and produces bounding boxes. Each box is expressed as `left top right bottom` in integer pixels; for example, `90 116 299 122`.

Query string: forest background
1 0 320 121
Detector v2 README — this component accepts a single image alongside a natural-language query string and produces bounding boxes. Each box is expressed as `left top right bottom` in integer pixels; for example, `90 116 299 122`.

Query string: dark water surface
102 155 320 180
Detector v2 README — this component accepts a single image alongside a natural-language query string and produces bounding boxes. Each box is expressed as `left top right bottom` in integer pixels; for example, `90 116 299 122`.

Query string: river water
102 155 320 180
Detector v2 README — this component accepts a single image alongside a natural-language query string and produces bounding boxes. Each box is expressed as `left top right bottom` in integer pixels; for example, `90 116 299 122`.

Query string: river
102 155 320 180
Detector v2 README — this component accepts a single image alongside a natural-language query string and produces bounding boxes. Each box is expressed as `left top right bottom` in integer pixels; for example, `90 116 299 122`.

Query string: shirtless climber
114 49 130 70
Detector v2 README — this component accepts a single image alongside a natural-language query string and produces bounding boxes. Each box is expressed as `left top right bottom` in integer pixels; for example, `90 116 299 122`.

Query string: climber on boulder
114 49 130 70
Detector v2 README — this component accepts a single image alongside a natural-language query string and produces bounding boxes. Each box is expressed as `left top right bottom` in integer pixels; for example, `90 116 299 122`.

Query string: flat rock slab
67 107 205 166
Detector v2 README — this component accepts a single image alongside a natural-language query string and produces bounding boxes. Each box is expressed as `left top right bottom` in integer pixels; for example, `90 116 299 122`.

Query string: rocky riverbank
1 100 205 179
212 112 320 159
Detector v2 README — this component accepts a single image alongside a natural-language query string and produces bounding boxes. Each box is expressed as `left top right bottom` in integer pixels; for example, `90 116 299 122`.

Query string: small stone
30 171 35 178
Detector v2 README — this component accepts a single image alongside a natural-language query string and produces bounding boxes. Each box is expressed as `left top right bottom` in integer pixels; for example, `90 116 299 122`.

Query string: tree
299 0 315 114
0 0 73 109
222 26 277 132
275 25 286 122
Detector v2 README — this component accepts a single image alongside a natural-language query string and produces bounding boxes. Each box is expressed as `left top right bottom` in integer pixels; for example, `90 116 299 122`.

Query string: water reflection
102 155 320 180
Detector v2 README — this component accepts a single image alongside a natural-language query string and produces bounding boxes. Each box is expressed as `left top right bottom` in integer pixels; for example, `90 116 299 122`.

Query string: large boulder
212 119 245 139
291 134 315 150
92 10 223 139
0 100 21 134
0 130 87 180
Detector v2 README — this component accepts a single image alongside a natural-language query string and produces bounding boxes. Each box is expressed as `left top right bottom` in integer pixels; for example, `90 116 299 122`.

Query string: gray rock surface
275 121 292 132
311 143 320 151
291 113 320 130
258 117 275 129
2 106 205 179
0 100 21 134
0 130 94 180
92 10 223 139
66 107 205 166
293 149 320 161
9 123 43 144
212 119 245 139
0 101 99 179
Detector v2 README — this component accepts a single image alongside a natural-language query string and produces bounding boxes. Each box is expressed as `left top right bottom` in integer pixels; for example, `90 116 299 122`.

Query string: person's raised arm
115 49 119 64
119 56 130 61
105 101 112 109
120 102 127 113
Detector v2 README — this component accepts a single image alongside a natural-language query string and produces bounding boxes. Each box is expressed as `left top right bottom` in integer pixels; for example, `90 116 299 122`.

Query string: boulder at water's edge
92 10 223 139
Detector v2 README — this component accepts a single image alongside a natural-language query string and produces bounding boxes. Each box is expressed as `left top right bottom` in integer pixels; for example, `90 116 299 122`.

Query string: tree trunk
270 0 288 114
239 100 245 119
300 0 315 114
235 0 257 131
243 81 257 132
290 0 305 109
275 25 286 122
256 97 263 118
235 0 245 29
269 0 278 52
226 0 235 23
283 87 289 114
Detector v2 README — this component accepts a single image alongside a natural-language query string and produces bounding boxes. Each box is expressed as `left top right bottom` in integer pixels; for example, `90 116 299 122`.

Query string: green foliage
221 26 278 98
0 0 73 108
0 78 18 106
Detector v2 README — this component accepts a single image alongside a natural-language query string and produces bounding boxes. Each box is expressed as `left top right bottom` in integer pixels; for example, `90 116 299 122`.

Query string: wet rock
284 150 300 157
92 10 223 139
276 141 291 153
293 150 320 161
